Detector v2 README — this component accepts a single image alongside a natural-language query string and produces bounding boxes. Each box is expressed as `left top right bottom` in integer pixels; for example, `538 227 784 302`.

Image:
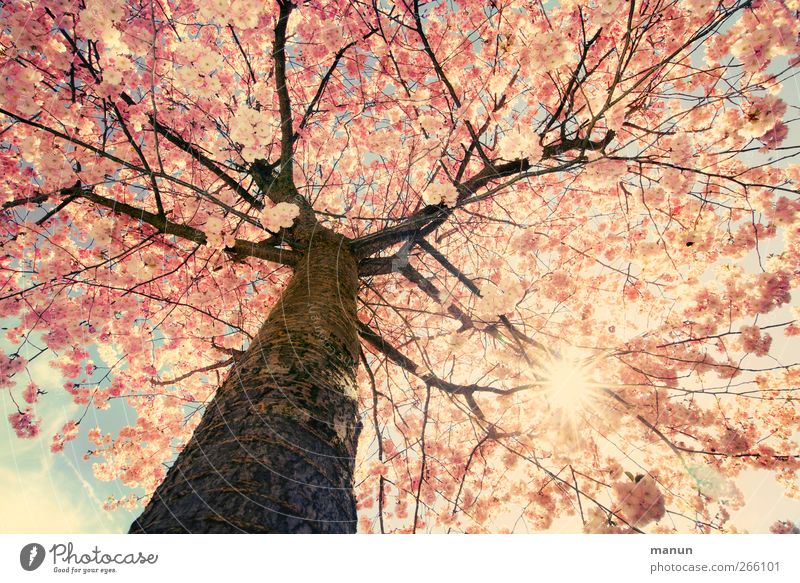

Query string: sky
0 335 138 534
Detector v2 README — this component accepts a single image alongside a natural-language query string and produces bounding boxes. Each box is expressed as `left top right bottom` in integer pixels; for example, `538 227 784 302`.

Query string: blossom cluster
770 520 799 534
8 408 40 439
422 181 459 207
474 278 526 319
612 476 666 527
260 202 301 233
738 325 772 356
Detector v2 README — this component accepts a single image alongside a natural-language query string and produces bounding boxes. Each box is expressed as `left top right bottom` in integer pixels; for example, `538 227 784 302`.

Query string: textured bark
129 227 362 533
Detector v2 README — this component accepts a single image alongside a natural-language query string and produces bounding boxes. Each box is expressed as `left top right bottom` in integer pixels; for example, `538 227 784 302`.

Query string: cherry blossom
8 408 41 439
612 476 667 528
0 0 798 535
422 181 459 208
260 202 301 233
770 520 799 534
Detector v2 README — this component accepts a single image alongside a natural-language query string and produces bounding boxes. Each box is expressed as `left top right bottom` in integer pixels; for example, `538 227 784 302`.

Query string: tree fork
129 227 362 533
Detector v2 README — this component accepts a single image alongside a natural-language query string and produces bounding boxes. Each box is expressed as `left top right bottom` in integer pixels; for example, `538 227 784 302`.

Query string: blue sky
0 333 138 533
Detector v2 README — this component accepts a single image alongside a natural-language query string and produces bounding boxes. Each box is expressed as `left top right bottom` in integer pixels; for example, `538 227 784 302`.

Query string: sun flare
541 350 596 410
545 360 591 409
533 347 608 444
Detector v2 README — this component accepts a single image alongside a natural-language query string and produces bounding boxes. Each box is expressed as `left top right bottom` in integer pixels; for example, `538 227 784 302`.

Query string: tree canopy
1 0 800 533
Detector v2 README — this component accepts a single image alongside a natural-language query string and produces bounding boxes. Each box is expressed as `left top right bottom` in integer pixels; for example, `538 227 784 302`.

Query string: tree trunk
129 228 362 533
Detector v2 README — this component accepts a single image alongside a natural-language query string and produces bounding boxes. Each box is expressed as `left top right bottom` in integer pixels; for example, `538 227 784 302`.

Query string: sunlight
540 349 596 413
534 347 605 444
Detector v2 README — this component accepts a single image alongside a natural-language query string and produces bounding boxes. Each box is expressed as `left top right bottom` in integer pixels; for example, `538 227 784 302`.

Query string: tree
1 0 799 534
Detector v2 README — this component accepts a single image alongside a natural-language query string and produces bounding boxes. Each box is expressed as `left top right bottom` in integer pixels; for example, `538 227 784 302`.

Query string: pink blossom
43 327 69 350
22 383 39 404
753 271 792 313
0 352 26 388
760 122 788 149
8 408 41 439
739 325 772 356
612 475 666 527
770 520 799 534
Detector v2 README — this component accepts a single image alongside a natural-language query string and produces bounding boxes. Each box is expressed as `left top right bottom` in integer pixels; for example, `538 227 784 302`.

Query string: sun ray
531 346 609 445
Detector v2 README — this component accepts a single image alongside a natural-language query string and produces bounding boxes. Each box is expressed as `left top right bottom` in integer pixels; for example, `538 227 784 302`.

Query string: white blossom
261 202 300 233
422 181 459 207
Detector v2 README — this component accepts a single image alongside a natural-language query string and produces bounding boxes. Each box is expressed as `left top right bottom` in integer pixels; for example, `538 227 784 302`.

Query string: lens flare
542 354 594 411
536 347 603 443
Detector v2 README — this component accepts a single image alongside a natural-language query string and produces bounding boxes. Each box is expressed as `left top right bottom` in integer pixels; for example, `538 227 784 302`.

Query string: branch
119 93 262 210
603 388 800 463
65 183 298 266
415 238 546 355
411 0 490 162
273 0 295 179
398 264 472 330
110 100 165 216
355 0 741 262
350 134 612 258
295 29 377 136
2 192 49 209
0 106 257 220
396 262 544 364
357 320 533 398
151 357 235 386
35 190 80 226
415 238 479 294
229 25 256 84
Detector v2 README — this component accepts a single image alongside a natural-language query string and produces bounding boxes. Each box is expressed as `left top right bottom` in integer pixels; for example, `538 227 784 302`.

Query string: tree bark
129 227 362 533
